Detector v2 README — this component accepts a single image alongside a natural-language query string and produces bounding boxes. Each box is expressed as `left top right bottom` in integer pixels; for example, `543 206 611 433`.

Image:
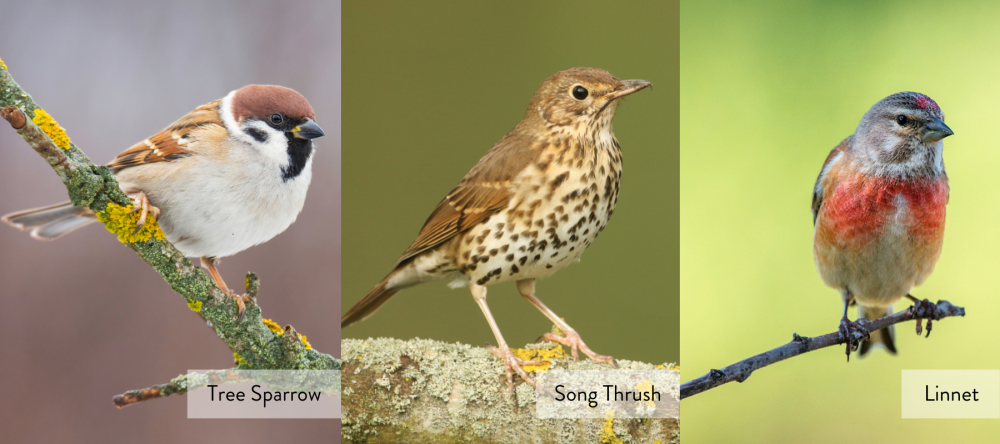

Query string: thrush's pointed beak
291 118 325 140
605 79 653 101
923 118 953 143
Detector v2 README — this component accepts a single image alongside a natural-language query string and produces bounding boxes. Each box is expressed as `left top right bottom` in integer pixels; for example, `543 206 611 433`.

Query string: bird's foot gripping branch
0 61 338 408
680 299 965 399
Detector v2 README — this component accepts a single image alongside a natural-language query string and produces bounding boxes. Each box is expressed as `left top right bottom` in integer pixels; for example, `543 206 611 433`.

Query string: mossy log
342 338 680 444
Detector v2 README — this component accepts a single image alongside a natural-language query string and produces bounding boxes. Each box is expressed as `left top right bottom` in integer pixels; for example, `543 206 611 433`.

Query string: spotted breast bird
342 68 651 389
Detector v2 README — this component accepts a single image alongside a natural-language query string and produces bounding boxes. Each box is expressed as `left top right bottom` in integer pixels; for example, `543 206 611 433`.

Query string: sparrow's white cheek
236 121 293 169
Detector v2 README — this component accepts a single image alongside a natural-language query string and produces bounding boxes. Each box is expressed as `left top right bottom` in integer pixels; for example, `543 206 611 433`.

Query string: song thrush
342 67 651 390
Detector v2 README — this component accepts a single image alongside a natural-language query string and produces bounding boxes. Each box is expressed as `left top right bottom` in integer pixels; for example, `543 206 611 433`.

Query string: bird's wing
394 133 541 265
812 137 849 225
108 100 224 172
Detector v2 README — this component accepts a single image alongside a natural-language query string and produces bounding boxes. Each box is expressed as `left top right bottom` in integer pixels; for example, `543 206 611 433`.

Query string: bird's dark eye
269 113 284 126
572 85 589 100
896 115 908 126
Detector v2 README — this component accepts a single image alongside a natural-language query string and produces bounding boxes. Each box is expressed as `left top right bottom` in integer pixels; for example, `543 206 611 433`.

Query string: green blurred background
683 1 1000 442
342 0 679 365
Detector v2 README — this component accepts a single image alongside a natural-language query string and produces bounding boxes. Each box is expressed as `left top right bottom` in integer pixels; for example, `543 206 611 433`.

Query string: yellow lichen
95 202 165 243
298 334 312 350
31 108 72 150
633 379 657 408
655 363 680 371
187 299 203 312
599 410 623 444
0 56 6 70
233 352 251 367
511 343 566 373
261 318 283 335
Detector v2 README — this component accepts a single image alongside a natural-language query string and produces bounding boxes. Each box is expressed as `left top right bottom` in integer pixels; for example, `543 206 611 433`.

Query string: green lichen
30 108 72 150
95 202 166 243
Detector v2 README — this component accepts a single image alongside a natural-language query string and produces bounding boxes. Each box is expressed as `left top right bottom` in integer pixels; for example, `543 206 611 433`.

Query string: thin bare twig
680 299 965 399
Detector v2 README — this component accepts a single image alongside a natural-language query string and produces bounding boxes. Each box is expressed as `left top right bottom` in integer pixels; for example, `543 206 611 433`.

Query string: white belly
115 153 312 258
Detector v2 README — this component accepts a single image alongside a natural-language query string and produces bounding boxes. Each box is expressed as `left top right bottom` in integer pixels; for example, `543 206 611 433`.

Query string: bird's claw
226 290 252 322
839 317 868 362
128 191 161 234
539 330 618 368
908 298 939 338
487 344 546 393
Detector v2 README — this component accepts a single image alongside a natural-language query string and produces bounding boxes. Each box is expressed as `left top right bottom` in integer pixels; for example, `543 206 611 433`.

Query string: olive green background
342 0 679 365
683 1 1000 442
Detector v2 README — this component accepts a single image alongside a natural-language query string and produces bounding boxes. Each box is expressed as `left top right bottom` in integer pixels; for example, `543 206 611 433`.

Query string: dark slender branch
0 61 339 408
680 299 965 399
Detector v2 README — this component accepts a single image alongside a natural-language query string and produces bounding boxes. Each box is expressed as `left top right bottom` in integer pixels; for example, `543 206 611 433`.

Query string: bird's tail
342 272 401 328
858 305 896 356
2 201 97 240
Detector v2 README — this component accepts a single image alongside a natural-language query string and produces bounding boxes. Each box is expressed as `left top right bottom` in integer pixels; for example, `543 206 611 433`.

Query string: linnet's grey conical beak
924 118 953 143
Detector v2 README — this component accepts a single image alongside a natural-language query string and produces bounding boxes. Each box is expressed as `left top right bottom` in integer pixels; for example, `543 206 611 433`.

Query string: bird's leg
127 191 161 234
516 279 617 367
470 283 545 393
838 291 865 362
905 294 938 338
201 256 251 322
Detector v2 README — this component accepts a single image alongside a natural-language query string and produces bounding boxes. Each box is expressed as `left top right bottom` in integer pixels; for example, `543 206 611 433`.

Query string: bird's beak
291 118 325 140
604 79 653 101
923 118 953 143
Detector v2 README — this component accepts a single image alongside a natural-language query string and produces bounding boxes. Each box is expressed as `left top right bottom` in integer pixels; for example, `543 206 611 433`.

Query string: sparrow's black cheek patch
281 136 313 181
246 128 268 143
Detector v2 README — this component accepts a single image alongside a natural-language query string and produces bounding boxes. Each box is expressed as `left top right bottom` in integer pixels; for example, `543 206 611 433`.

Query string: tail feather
858 305 896 356
2 202 97 240
342 274 400 328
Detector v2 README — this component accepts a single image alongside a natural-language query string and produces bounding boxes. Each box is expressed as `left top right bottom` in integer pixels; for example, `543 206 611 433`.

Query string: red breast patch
818 175 947 245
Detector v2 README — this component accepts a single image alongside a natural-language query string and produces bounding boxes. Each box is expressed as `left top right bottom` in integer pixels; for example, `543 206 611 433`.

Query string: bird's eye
269 113 284 126
572 85 589 100
895 115 908 126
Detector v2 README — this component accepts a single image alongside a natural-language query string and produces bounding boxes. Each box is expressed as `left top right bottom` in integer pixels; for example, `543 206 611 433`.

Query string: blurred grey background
0 0 340 441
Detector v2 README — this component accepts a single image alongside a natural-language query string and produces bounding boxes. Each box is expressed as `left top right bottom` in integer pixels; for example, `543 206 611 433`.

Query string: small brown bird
342 68 651 389
3 85 324 319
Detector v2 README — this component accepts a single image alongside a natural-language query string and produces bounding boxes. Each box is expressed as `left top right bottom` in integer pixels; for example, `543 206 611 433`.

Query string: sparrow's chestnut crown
231 85 315 124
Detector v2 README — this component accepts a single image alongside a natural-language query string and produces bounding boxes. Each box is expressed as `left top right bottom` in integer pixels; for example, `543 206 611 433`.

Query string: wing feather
108 100 223 172
812 137 850 224
394 132 542 265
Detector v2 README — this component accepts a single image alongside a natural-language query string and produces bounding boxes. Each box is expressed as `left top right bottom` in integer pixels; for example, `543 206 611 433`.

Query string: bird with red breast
812 92 953 359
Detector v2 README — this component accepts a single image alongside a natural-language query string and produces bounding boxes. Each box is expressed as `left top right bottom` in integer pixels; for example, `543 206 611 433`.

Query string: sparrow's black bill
292 118 325 140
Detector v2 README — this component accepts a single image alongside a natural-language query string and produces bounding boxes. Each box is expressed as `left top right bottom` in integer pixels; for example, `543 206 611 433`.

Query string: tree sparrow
812 92 952 359
2 85 325 318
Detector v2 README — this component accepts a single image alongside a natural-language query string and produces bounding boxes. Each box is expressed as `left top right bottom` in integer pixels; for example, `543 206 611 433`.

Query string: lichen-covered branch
342 338 679 444
0 60 339 407
680 299 965 399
